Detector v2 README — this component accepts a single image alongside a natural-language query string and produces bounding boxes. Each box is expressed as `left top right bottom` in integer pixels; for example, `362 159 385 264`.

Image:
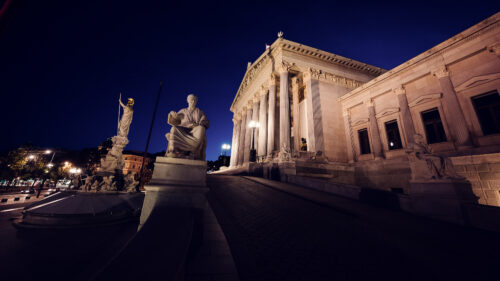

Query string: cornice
230 36 386 112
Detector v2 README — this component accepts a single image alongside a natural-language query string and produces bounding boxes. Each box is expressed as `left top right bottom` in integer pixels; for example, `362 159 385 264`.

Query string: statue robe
167 107 209 160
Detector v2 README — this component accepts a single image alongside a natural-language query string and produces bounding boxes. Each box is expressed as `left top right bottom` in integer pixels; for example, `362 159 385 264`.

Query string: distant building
123 152 153 175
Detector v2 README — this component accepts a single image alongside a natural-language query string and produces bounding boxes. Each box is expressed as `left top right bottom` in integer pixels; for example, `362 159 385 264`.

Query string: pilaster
366 100 384 159
267 75 277 158
433 66 472 148
258 86 268 157
394 86 416 145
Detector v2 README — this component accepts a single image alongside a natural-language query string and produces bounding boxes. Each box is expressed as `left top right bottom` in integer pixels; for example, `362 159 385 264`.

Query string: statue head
127 98 135 107
187 94 198 109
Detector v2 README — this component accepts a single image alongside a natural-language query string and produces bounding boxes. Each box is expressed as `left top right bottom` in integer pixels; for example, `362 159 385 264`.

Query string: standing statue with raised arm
118 98 134 138
166 94 209 160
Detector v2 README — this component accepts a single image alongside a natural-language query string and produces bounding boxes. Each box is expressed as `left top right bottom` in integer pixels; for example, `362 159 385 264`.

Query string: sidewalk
242 176 500 268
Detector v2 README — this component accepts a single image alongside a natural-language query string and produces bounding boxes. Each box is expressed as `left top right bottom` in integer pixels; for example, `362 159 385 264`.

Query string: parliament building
226 12 500 210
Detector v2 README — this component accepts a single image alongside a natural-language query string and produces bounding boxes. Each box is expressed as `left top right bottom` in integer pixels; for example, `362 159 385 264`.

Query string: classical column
252 95 260 153
237 108 247 166
343 109 356 162
367 100 384 159
395 86 416 144
258 86 268 157
433 67 472 147
303 68 325 153
291 77 301 152
267 76 277 158
279 64 291 158
244 101 254 163
229 115 240 167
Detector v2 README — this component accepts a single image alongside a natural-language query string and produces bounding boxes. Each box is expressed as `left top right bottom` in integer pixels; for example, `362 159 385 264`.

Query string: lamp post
221 143 230 166
248 121 259 162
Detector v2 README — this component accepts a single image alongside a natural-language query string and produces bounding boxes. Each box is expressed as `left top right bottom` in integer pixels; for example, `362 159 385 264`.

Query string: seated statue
166 94 209 160
406 134 461 180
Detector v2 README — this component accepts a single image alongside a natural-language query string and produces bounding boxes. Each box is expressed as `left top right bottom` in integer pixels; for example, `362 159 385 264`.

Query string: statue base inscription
149 157 207 187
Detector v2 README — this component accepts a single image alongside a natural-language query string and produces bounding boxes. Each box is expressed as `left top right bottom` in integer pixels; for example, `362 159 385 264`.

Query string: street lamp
221 143 231 156
248 120 260 162
221 143 231 166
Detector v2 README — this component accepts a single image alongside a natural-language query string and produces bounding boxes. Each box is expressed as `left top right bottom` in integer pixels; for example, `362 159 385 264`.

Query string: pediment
375 107 400 118
351 118 369 127
454 72 500 92
408 93 442 107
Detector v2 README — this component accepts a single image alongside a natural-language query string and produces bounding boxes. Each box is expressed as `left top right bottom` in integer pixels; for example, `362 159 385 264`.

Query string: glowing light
390 141 394 147
45 150 52 154
249 120 260 128
28 155 35 160
221 143 231 150
47 163 54 168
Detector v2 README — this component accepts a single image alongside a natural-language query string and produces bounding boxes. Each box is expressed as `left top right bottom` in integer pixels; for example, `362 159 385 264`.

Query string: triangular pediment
455 72 500 92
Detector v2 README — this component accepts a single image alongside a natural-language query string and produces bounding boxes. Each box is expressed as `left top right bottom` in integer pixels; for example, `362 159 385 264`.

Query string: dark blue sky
0 1 498 160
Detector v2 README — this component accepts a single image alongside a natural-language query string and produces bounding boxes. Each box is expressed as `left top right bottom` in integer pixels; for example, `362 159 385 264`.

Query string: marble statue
100 96 134 173
166 94 209 160
118 98 134 138
406 134 461 181
124 173 138 192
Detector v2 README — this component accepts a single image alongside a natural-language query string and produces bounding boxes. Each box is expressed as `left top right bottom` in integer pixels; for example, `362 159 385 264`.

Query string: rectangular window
385 120 403 150
358 128 371 155
421 108 447 144
472 91 500 135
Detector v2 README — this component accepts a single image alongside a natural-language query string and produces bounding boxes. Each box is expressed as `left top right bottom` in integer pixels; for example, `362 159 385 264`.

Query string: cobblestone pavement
207 175 500 281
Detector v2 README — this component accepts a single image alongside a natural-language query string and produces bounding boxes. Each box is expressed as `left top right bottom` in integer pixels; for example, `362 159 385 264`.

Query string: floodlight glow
248 120 260 128
28 155 35 160
45 150 52 154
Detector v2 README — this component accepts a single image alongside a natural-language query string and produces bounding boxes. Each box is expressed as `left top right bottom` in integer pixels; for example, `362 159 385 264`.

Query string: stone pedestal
409 180 478 224
149 157 207 187
140 157 208 229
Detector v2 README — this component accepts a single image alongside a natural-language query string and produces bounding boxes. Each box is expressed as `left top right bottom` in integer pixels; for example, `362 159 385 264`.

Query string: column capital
432 66 449 78
259 85 268 97
392 85 406 95
342 109 350 117
240 106 248 115
233 112 241 121
269 74 278 86
247 99 254 108
253 94 260 103
303 67 322 81
364 99 374 107
278 60 293 73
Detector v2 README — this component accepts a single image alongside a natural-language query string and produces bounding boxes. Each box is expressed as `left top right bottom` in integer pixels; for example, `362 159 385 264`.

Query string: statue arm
199 110 210 129
119 99 126 108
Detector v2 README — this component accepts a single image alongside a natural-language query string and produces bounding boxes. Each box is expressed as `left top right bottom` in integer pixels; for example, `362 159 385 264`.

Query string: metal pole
117 92 122 136
137 82 163 192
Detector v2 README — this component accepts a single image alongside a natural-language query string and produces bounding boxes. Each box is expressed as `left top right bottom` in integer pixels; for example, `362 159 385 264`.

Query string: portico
229 33 383 169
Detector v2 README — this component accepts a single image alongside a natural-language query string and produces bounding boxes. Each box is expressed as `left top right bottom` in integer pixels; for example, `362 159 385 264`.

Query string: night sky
1 1 499 160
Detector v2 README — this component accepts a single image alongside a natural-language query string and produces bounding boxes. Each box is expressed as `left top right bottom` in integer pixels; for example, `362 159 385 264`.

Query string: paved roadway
207 175 500 281
0 197 138 281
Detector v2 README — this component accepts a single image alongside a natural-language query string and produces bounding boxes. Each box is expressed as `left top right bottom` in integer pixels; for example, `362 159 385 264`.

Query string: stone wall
452 153 500 206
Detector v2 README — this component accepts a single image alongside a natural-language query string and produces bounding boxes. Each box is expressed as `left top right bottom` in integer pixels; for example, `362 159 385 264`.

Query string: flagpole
117 92 122 135
137 81 163 192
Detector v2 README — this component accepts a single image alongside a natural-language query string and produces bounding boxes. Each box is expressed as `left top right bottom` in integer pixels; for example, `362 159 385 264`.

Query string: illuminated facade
228 12 500 207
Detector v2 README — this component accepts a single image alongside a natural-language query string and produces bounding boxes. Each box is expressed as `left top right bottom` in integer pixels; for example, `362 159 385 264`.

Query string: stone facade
123 154 153 175
228 13 500 207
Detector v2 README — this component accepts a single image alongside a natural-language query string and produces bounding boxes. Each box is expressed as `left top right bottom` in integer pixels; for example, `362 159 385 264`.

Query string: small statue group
80 173 138 192
406 134 462 181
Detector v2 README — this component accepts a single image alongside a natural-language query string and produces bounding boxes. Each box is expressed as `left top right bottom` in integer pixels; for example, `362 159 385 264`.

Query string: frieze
305 67 364 89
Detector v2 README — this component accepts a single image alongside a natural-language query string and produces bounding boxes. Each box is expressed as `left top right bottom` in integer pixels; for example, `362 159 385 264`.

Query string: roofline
230 37 387 112
340 11 500 102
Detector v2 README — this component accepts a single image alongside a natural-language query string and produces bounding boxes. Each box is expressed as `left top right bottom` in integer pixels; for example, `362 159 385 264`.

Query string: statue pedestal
140 157 208 229
409 180 478 224
149 157 206 187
